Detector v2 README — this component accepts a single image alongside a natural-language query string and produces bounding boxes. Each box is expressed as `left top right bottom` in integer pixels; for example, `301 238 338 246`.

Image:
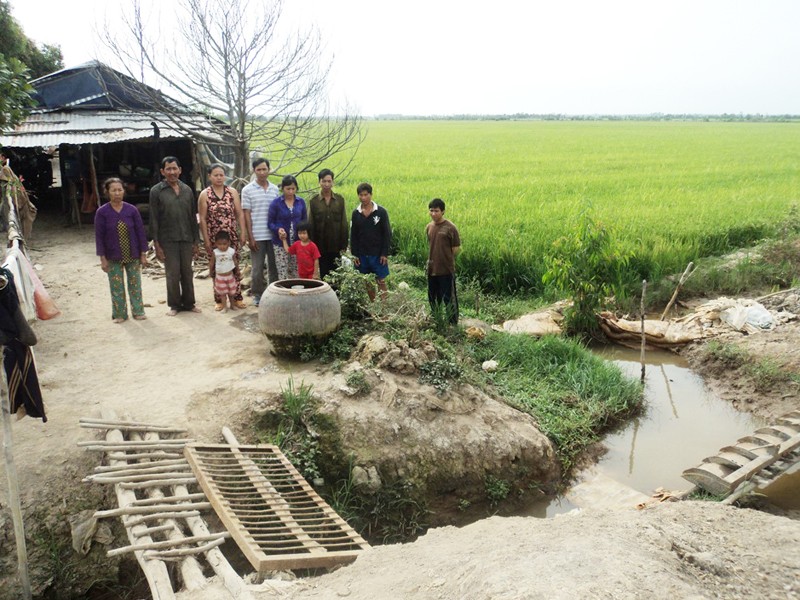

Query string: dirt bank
1 216 797 598
681 293 800 420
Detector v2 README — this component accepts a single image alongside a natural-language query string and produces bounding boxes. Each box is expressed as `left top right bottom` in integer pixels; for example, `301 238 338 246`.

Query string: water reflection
593 345 762 494
520 344 766 518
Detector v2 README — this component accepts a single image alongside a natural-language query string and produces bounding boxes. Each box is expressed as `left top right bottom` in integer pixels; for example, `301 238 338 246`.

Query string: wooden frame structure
185 442 369 572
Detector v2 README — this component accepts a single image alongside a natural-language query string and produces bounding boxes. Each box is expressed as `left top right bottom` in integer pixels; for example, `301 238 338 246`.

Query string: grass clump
281 377 315 427
255 377 340 482
470 332 643 473
327 466 428 544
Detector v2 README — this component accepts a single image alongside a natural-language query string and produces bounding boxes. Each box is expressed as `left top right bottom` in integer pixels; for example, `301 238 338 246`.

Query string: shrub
325 260 374 320
543 203 632 339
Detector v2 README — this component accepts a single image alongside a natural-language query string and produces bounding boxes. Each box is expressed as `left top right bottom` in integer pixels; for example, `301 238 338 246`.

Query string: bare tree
101 0 362 185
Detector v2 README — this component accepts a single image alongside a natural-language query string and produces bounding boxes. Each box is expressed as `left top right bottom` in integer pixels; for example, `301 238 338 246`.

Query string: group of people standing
94 155 461 324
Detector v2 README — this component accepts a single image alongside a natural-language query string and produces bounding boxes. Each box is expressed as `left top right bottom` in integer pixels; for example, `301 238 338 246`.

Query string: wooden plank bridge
682 410 800 498
80 415 368 599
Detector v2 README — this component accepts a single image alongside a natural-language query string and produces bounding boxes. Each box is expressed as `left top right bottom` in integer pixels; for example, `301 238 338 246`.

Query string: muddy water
522 345 765 517
591 345 764 494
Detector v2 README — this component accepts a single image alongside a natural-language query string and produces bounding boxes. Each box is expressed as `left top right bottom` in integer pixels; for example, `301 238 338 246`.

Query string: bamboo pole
130 492 207 506
125 511 202 527
147 537 227 559
640 280 647 383
80 423 188 434
86 471 195 484
93 458 189 474
135 524 176 537
78 438 194 448
1 348 32 600
130 430 207 592
660 262 695 321
108 532 230 557
94 502 211 519
107 452 183 460
119 478 197 489
80 416 186 428
101 412 176 599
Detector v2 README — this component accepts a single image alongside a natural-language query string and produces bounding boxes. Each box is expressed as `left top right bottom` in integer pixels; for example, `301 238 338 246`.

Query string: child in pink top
280 221 321 279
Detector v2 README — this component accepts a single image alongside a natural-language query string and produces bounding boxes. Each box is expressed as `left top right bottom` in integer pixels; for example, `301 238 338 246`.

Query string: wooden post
640 280 647 383
1 350 33 600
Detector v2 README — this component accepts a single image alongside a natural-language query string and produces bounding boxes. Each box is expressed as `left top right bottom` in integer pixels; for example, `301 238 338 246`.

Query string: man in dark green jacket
307 168 349 280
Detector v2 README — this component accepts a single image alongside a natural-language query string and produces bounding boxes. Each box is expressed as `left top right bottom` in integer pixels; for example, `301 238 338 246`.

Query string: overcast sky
9 0 800 116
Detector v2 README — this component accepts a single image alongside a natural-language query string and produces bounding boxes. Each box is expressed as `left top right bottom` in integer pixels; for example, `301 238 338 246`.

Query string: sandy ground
2 215 799 599
4 216 298 510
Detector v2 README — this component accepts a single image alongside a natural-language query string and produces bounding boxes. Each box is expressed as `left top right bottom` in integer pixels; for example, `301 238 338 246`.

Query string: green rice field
300 120 800 295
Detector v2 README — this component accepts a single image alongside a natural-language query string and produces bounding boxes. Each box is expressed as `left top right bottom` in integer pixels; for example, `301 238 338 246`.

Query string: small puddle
229 312 261 334
522 344 768 517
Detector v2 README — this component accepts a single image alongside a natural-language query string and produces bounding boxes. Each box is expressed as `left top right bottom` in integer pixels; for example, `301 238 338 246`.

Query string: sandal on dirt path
189 306 202 313
112 317 126 323
214 303 224 312
133 314 147 320
233 300 248 309
166 309 178 317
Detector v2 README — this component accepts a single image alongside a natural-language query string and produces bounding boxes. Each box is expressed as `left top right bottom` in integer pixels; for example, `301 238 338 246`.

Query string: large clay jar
258 279 341 356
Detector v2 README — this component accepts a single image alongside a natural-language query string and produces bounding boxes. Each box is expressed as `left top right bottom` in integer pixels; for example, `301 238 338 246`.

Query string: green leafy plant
419 359 463 394
321 325 360 361
543 203 632 339
325 261 374 320
0 56 35 128
345 370 371 395
283 436 322 481
485 475 511 507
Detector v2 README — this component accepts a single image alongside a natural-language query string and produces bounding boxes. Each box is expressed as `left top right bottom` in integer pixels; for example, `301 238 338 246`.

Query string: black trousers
428 274 458 324
318 252 340 280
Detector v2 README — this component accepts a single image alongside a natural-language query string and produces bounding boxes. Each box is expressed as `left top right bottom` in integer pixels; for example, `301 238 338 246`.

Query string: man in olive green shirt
149 156 201 315
307 168 349 280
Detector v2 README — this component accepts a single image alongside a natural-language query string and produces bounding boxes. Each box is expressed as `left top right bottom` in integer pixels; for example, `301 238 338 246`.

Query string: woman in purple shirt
95 178 149 322
267 174 307 280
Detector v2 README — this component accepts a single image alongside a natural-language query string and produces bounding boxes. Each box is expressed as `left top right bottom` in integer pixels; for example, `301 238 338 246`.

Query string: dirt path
2 216 798 599
2 215 303 507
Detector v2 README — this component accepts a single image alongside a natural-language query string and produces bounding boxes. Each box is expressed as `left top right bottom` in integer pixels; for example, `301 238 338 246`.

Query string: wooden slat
683 410 800 497
185 443 369 572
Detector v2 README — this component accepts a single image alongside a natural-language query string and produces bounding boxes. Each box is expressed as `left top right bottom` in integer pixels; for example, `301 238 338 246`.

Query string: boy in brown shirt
426 198 461 324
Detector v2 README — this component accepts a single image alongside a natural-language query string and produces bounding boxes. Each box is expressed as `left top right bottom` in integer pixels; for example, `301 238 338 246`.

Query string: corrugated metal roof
0 110 225 148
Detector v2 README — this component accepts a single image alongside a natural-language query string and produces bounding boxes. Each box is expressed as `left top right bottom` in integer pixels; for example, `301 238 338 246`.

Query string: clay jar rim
266 278 332 296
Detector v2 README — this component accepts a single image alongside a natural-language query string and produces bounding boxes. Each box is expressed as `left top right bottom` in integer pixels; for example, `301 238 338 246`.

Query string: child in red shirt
280 221 321 279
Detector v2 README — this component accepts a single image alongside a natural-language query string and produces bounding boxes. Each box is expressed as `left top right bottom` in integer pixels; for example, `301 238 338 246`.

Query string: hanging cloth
0 267 45 422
